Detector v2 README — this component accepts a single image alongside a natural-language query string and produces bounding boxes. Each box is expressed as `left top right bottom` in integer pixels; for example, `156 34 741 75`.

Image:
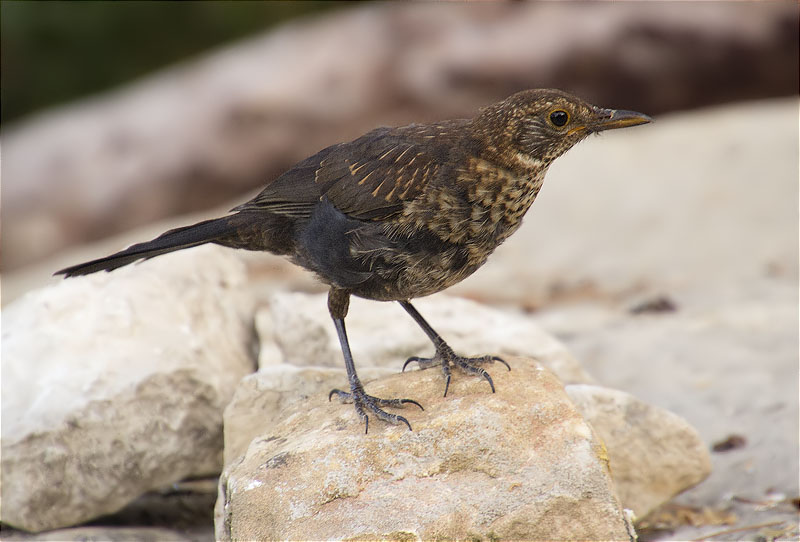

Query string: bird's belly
348 227 495 301
350 249 483 301
324 218 485 301
295 198 505 301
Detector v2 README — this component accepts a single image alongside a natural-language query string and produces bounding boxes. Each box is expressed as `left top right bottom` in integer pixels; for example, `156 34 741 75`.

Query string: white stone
222 364 396 467
545 293 799 537
0 527 200 542
0 245 256 532
215 358 636 541
566 384 712 518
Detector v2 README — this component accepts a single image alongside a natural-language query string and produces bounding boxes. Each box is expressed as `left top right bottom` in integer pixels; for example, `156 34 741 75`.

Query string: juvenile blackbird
57 89 651 432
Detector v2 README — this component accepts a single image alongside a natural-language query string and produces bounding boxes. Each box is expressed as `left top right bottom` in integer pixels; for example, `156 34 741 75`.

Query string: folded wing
233 126 447 221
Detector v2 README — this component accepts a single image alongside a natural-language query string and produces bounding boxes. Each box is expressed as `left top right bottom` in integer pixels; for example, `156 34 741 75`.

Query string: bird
56 88 651 433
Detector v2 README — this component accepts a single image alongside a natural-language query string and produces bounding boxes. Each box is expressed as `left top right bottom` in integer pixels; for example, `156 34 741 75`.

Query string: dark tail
55 216 243 278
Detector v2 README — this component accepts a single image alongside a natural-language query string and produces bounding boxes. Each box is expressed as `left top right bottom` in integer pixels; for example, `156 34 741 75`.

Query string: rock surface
255 291 594 384
222 367 712 530
544 294 799 540
216 358 636 542
222 364 396 467
0 527 203 542
0 245 256 532
566 385 711 519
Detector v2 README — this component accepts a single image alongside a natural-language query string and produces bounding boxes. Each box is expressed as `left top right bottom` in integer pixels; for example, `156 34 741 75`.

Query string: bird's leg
326 288 423 433
399 300 510 397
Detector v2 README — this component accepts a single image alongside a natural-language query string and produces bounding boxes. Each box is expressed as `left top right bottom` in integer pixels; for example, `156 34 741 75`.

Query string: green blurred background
1 1 340 125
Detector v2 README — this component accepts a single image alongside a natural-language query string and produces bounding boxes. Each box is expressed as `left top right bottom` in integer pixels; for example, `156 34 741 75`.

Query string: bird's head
474 88 652 169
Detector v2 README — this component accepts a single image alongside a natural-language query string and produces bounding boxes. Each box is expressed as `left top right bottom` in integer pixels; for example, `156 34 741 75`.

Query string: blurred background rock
1 1 797 275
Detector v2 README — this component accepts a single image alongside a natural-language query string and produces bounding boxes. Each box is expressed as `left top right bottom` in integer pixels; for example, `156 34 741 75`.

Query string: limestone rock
256 292 593 384
544 291 798 539
0 527 201 542
566 384 712 518
222 364 395 467
215 358 636 541
0 245 256 532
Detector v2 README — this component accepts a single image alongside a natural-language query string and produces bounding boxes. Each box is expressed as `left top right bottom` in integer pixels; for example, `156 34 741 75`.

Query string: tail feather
55 216 237 278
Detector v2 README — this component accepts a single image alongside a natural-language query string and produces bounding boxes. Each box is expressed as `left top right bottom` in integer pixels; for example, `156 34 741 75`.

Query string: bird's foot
329 385 424 434
403 344 510 397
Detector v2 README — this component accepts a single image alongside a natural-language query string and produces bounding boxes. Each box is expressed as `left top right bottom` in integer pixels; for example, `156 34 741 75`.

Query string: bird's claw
402 355 441 372
492 356 512 371
403 347 510 397
329 387 424 433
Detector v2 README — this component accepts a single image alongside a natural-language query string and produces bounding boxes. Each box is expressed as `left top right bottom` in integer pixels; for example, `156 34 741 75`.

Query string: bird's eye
549 110 569 127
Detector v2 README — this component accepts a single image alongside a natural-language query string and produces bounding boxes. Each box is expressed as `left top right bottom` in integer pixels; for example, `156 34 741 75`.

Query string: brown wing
232 126 446 221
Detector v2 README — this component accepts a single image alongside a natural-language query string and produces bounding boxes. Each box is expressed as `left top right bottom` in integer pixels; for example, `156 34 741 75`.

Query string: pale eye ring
549 110 569 127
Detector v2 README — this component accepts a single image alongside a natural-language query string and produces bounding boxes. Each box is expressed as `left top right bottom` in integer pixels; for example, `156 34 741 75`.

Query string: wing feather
233 125 451 221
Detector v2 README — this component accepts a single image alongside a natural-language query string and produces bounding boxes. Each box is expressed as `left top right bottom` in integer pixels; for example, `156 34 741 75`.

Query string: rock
543 292 798 539
0 245 257 532
255 291 594 384
215 358 636 541
222 364 396 467
566 384 712 519
0 527 202 542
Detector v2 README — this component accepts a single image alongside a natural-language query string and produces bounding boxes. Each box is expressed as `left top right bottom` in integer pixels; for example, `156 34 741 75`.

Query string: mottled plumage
57 89 651 432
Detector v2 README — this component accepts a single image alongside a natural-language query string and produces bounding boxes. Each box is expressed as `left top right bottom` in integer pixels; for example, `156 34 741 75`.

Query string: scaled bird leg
327 289 423 433
399 300 510 397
